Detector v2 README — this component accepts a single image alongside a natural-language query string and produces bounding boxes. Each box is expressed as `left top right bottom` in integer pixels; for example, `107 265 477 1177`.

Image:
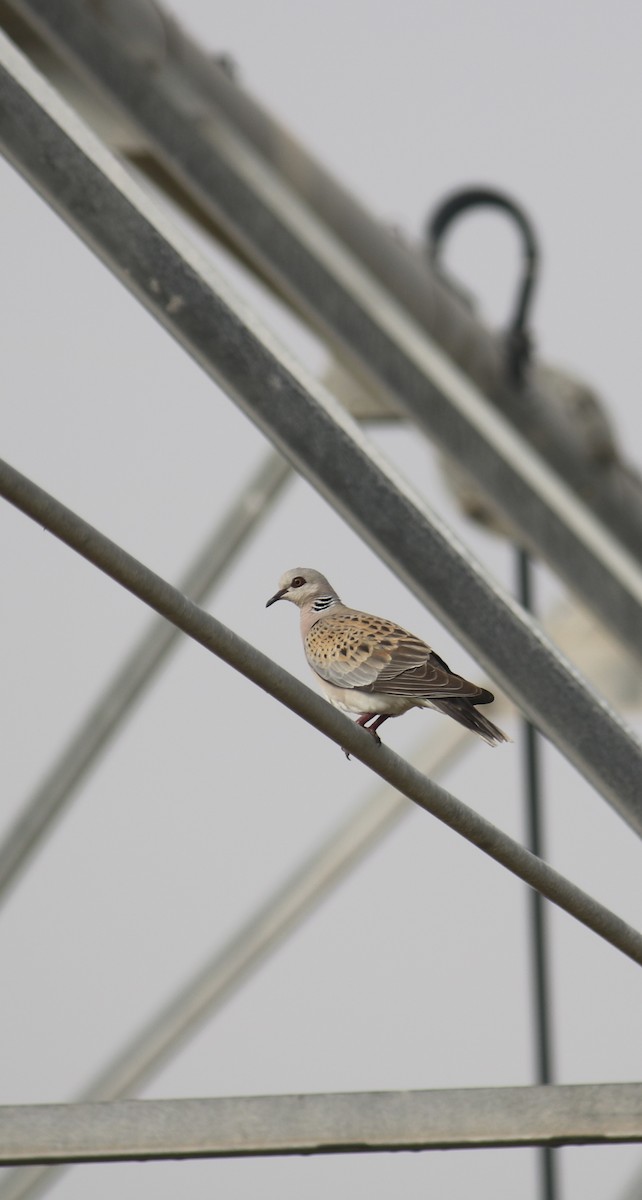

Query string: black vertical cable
428 188 557 1200
517 547 557 1200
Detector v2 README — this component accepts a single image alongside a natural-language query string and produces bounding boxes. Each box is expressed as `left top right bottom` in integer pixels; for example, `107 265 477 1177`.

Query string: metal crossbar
1 1084 641 1164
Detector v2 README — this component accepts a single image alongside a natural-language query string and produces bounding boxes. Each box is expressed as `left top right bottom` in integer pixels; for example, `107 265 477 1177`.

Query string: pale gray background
1 1 641 1197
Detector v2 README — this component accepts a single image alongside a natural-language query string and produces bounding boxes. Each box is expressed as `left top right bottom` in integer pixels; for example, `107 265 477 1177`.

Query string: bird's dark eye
291 576 305 588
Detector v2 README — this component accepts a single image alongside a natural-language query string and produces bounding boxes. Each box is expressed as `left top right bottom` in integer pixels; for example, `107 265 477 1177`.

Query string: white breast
313 673 420 717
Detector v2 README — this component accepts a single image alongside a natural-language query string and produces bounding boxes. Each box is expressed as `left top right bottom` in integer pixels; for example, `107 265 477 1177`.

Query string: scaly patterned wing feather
373 634 493 700
304 612 399 687
305 612 492 701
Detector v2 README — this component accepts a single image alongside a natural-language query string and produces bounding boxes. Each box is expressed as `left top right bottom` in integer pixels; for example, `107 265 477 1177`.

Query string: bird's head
266 567 338 610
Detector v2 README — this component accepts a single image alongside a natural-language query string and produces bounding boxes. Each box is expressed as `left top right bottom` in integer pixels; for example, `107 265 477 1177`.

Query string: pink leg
364 714 391 737
356 713 390 744
343 714 391 760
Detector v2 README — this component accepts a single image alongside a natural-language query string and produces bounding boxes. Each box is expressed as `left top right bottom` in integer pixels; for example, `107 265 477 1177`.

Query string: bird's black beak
266 586 288 608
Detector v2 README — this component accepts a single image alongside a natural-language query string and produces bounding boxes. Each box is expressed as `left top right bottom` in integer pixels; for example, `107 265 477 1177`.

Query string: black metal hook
426 186 540 385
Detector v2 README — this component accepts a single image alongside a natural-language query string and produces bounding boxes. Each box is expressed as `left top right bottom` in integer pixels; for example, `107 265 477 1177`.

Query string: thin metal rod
616 1160 642 1200
0 450 289 906
518 550 558 1200
0 36 641 829
1 1084 641 1164
1 456 641 969
12 0 642 654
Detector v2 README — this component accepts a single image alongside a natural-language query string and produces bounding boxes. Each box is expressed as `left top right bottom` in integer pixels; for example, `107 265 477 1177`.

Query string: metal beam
1 456 642 970
4 0 642 571
0 450 289 905
1 1084 641 1164
0 34 641 829
4 0 642 661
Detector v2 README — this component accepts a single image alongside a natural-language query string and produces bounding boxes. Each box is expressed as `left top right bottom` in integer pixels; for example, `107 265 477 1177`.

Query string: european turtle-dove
266 567 509 748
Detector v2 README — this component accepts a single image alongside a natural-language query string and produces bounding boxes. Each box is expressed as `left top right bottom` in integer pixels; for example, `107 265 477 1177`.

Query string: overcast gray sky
1 2 641 1198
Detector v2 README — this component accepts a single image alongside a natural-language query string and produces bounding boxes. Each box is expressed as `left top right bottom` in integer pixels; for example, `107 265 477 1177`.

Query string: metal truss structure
0 3 641 1199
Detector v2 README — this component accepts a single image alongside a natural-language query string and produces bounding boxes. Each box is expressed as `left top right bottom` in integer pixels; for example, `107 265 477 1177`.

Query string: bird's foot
342 723 382 759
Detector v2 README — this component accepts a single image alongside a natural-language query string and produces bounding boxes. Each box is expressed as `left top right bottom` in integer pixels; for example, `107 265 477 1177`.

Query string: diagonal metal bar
1 455 642 970
1 1084 641 1164
0 450 289 905
4 0 642 575
0 34 640 829
4 0 642 661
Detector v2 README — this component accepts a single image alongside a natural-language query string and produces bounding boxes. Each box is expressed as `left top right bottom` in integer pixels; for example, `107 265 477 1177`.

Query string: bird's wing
305 612 492 700
376 650 492 700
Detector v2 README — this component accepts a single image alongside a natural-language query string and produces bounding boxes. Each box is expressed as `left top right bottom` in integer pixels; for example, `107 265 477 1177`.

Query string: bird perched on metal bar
266 568 509 749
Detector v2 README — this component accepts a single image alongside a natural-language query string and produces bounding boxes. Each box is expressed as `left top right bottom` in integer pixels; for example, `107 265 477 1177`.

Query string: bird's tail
430 698 510 747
